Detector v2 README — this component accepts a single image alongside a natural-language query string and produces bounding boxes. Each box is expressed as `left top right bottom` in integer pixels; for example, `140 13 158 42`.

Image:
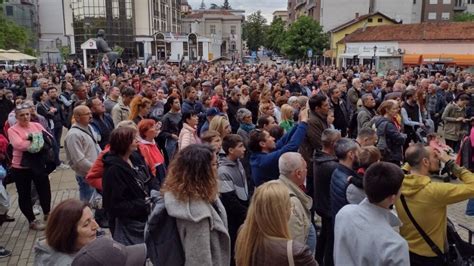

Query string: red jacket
86 145 110 191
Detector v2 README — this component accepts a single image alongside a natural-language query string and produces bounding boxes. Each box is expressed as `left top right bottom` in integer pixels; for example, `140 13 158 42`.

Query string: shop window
428 12 437 20
441 12 450 20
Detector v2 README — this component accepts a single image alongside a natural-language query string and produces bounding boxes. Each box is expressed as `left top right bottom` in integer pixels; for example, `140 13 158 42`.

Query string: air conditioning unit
397 48 405 54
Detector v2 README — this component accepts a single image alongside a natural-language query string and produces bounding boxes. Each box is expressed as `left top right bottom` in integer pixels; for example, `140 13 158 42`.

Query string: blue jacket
250 122 308 186
330 164 359 218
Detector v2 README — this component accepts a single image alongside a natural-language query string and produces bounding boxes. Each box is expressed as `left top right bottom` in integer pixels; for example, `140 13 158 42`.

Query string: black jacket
313 151 338 218
227 98 242 133
102 151 159 222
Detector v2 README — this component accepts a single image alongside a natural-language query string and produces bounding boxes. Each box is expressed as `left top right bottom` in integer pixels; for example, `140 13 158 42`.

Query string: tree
454 12 474 22
265 17 286 55
0 11 30 53
209 3 219 9
282 16 329 60
242 11 267 52
222 0 231 9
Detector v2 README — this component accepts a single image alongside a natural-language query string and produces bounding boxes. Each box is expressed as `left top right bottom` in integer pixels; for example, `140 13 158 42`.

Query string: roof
341 22 474 43
184 10 236 19
329 11 399 33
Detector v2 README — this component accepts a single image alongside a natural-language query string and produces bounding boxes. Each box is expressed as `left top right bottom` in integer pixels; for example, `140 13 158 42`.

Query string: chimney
355 12 359 18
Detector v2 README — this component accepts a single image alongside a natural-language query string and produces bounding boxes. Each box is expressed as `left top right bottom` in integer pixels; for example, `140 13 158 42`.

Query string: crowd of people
0 60 473 265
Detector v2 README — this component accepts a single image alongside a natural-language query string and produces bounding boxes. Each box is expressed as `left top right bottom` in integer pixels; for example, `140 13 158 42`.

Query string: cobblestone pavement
0 157 473 265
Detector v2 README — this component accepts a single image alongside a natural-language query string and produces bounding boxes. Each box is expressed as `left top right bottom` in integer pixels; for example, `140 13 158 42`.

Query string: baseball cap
206 107 219 117
72 237 146 266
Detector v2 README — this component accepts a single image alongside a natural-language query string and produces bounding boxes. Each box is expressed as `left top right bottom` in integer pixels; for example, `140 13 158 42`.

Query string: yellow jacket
395 161 474 257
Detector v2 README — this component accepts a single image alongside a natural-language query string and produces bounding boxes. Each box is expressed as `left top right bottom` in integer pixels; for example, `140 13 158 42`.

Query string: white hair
279 152 304 177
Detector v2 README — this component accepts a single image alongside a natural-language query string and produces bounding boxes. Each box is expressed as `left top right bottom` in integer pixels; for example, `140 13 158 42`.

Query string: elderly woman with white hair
236 108 254 147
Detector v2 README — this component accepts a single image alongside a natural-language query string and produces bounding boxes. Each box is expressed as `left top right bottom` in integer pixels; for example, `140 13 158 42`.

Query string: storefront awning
403 54 422 65
339 53 359 58
422 54 474 66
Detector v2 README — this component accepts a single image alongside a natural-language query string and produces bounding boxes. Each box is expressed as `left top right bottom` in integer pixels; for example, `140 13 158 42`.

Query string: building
341 22 474 68
1 0 40 50
181 9 244 61
421 0 455 22
38 0 70 64
38 0 181 64
319 0 422 31
328 12 398 67
287 0 320 25
181 0 192 15
272 10 289 24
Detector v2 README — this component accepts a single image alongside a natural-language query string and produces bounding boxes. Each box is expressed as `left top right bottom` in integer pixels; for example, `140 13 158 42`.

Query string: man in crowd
355 128 378 147
249 108 308 186
64 105 102 202
87 97 114 149
396 144 474 265
334 162 409 265
111 87 135 126
104 86 120 114
278 152 316 253
313 128 341 266
328 85 349 137
357 93 377 133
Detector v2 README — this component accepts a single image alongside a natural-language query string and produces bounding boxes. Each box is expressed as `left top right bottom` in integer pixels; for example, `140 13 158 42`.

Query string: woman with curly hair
162 144 230 266
128 95 152 124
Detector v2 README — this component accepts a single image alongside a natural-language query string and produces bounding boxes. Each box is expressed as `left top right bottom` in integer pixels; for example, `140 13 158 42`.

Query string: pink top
8 122 45 169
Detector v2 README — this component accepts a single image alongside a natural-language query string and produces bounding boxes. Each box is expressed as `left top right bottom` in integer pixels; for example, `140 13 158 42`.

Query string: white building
38 0 70 64
181 9 244 60
319 0 422 31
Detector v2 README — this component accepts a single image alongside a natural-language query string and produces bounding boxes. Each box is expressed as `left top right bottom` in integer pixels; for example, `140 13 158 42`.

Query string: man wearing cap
72 237 146 266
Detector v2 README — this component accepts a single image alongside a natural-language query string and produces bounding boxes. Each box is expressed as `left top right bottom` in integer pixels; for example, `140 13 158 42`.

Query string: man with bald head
395 144 474 265
64 105 102 201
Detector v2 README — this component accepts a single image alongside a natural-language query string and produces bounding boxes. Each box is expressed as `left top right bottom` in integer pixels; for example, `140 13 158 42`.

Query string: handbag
400 195 474 266
376 121 392 160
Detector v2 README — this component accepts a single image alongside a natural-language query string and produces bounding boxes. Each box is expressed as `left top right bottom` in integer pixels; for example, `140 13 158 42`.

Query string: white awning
339 53 359 58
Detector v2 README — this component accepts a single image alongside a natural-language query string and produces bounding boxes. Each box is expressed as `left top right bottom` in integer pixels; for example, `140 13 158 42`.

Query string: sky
186 0 287 24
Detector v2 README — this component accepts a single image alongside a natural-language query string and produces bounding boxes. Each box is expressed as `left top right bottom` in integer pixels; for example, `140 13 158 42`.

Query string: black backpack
144 190 184 266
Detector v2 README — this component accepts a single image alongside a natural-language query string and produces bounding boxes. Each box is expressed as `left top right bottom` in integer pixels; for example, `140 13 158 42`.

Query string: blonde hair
280 104 294 121
209 116 230 138
235 181 291 266
258 102 273 117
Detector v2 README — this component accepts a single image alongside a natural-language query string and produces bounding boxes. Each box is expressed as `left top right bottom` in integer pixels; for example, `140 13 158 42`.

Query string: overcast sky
186 0 287 24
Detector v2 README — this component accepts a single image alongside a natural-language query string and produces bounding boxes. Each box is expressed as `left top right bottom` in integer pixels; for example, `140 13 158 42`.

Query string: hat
206 107 219 117
72 237 146 266
202 81 212 87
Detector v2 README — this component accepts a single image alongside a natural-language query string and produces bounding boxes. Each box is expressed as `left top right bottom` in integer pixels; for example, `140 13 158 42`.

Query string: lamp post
372 45 377 70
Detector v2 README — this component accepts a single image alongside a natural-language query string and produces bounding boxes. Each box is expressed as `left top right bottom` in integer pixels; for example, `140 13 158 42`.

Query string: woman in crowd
102 126 158 245
159 96 182 161
178 111 200 150
162 144 230 265
209 115 232 139
235 181 317 266
129 95 152 124
211 98 229 117
236 108 255 147
259 102 275 119
279 104 295 133
374 100 407 165
239 85 250 106
35 89 56 131
137 119 165 178
34 199 98 265
246 90 261 124
8 104 51 231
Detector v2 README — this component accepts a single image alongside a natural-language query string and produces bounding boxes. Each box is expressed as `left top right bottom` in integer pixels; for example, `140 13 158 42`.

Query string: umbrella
0 49 36 61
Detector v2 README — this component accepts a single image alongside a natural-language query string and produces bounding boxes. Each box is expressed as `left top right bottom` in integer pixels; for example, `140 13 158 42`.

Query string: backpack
144 190 184 266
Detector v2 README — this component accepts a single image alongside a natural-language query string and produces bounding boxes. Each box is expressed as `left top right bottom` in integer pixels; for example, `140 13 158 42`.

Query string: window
428 12 437 19
429 0 438 3
368 18 373 22
441 12 450 19
443 0 451 3
230 25 236 35
5 6 13 16
377 18 383 22
198 42 203 56
183 42 188 56
210 25 216 34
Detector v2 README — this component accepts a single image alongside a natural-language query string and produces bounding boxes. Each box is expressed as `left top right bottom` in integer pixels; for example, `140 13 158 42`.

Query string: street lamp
372 45 377 70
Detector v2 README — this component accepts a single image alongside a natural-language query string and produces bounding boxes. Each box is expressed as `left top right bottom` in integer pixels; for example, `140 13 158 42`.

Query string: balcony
453 4 467 11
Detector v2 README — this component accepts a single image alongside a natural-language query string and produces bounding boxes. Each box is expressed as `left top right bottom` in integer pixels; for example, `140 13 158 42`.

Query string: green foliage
453 12 474 22
113 45 124 56
281 16 329 60
210 3 219 9
0 15 31 53
265 17 286 55
59 46 71 62
242 11 267 52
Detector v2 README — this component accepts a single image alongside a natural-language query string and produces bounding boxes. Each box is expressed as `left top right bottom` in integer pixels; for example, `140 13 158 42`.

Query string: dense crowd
0 60 473 265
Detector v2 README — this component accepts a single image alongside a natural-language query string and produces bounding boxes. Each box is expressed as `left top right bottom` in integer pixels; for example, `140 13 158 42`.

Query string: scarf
240 123 256 133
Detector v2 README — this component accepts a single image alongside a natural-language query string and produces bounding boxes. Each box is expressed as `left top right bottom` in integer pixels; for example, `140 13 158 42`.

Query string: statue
95 29 119 69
